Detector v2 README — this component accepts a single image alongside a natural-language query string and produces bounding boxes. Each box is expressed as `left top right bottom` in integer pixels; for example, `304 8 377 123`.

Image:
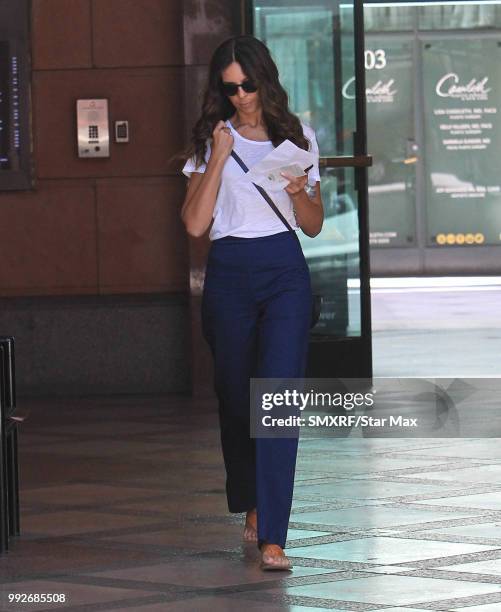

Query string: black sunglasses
221 79 258 97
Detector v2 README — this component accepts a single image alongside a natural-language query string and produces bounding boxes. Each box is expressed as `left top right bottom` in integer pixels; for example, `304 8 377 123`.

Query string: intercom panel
77 99 110 158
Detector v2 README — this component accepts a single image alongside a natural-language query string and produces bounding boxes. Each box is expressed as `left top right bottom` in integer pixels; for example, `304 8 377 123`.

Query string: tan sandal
260 553 293 571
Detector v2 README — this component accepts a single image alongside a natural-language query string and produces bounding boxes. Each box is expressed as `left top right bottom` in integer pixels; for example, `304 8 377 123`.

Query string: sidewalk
0 280 500 610
372 277 501 377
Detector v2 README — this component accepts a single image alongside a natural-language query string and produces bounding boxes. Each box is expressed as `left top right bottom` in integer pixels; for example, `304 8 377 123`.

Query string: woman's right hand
180 120 233 237
211 120 234 162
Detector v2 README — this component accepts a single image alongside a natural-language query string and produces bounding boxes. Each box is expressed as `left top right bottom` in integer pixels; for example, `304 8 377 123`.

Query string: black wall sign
0 0 32 190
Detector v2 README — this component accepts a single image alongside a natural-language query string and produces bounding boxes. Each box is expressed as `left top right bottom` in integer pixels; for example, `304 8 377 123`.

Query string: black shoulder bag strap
230 150 300 242
230 149 322 328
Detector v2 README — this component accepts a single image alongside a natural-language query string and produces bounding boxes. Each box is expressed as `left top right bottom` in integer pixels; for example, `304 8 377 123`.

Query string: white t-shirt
182 119 321 241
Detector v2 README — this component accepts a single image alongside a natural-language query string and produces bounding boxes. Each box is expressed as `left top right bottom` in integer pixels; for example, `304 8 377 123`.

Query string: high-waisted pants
201 230 312 549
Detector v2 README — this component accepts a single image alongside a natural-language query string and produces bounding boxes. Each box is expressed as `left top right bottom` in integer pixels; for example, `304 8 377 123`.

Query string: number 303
365 49 386 70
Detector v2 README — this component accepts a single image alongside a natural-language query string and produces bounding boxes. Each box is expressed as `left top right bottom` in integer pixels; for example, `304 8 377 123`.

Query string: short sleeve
182 141 212 178
302 124 321 187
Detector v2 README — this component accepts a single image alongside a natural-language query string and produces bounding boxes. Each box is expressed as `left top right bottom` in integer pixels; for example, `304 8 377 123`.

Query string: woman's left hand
280 172 308 197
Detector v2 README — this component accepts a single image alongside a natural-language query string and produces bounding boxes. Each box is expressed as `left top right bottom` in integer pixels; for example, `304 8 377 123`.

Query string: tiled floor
1 281 501 610
1 396 501 611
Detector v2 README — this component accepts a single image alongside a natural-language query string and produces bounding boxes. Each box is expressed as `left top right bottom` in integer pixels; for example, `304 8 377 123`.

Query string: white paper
245 139 316 192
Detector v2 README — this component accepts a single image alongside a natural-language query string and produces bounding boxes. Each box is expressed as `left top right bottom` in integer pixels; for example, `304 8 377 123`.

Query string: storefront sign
423 39 501 246
361 38 416 247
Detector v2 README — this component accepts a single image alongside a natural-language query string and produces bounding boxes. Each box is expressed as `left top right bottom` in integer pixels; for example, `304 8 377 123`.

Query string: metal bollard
0 336 20 553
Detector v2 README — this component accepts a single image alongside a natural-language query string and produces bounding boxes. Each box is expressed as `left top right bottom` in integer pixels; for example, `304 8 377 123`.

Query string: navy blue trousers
201 230 312 549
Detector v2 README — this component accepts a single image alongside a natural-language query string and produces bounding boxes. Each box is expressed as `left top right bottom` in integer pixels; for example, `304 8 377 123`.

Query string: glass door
365 34 417 249
364 1 501 275
422 35 501 249
246 0 372 378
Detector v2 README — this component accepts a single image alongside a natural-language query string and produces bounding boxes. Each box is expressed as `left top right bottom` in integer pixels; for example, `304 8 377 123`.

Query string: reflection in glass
364 5 415 32
364 2 501 32
299 167 360 337
423 38 501 246
254 0 356 156
419 3 501 30
364 2 501 254
365 37 416 247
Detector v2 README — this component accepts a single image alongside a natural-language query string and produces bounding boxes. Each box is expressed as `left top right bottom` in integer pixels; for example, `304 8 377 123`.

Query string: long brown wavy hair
184 35 310 169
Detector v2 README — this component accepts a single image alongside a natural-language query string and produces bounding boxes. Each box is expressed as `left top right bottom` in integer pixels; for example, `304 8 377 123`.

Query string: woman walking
181 35 323 570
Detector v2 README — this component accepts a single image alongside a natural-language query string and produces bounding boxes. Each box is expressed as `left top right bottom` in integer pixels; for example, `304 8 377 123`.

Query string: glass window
423 37 501 247
419 4 501 30
365 37 416 247
365 6 415 32
299 166 360 336
254 2 355 156
364 2 501 33
253 0 362 336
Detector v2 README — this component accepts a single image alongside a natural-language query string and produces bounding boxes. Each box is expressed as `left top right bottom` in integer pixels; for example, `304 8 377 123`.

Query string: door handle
319 155 373 168
405 139 419 164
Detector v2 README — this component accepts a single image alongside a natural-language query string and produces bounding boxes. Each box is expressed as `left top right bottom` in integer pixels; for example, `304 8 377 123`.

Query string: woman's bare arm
281 172 324 238
181 121 233 237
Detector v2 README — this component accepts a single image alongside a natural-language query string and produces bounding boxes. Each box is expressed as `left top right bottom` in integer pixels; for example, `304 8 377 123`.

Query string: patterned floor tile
3 392 501 611
437 558 501 576
290 505 479 529
263 574 501 606
286 537 497 564
414 492 501 510
81 557 337 588
450 604 501 611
